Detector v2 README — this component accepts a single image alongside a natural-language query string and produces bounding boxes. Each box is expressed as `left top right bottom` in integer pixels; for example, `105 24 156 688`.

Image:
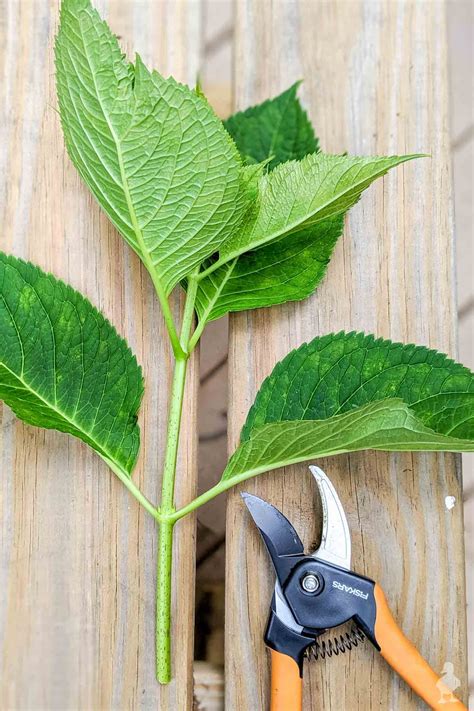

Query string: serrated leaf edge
0 250 144 475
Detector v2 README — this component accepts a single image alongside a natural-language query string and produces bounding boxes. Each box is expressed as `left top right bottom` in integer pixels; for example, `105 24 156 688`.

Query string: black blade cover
242 493 304 583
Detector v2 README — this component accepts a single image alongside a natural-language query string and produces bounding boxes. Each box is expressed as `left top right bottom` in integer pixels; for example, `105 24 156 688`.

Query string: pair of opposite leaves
0 0 473 490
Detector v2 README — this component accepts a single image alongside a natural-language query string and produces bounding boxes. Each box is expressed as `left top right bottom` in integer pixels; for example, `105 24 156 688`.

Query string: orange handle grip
374 584 467 710
270 649 302 711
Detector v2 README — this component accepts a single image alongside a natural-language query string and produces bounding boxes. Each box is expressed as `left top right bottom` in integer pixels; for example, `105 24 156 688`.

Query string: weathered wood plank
226 1 467 708
0 1 200 707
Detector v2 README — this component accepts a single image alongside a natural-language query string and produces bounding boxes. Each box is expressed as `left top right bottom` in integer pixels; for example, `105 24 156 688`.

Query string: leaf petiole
181 270 200 352
147 263 186 360
102 455 160 521
171 479 237 521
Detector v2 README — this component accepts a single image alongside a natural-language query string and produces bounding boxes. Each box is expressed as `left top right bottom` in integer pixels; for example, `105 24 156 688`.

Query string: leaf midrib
77 26 163 295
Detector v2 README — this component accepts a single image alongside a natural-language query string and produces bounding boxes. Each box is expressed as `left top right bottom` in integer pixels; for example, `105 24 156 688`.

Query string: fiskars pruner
242 467 466 710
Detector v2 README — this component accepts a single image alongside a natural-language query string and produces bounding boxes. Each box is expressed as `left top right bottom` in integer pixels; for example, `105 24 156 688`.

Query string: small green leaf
224 82 319 170
0 252 144 475
55 0 247 294
194 217 343 322
222 332 474 483
219 153 420 262
194 153 418 323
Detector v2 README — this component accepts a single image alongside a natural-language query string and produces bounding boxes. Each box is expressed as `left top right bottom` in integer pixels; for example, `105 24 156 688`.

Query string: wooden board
0 1 200 708
226 1 468 709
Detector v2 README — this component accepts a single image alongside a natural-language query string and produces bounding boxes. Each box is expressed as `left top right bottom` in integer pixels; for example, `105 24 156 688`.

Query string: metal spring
306 627 366 661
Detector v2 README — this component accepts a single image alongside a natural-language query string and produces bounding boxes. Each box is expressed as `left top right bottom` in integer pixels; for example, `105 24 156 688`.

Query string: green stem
155 357 187 683
156 519 174 683
160 357 188 512
155 273 199 683
181 272 199 352
187 319 205 354
159 272 199 518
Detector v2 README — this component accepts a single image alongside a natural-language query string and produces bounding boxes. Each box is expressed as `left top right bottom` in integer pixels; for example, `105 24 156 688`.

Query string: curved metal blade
241 493 304 572
309 466 351 570
242 469 351 640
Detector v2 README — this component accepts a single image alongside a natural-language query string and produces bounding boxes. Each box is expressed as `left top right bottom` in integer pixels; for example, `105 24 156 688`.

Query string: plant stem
155 355 187 683
180 272 199 352
155 273 199 683
160 357 188 512
156 519 174 682
159 274 199 515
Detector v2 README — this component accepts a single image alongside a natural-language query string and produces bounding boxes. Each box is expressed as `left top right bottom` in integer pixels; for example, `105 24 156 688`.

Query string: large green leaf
55 0 247 295
0 252 143 475
194 217 343 322
222 332 474 483
219 153 419 262
224 83 319 170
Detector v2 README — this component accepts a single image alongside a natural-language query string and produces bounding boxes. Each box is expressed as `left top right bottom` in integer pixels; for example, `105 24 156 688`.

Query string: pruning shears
242 467 467 711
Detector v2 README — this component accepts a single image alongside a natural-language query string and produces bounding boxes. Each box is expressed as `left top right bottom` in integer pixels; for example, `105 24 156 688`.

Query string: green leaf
194 153 419 323
224 82 319 170
223 400 474 482
194 216 343 322
0 252 144 475
55 0 247 295
222 332 474 482
219 153 420 262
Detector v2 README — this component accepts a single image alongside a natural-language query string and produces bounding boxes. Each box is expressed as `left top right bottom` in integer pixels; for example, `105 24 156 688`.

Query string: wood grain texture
226 1 468 709
0 1 200 708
